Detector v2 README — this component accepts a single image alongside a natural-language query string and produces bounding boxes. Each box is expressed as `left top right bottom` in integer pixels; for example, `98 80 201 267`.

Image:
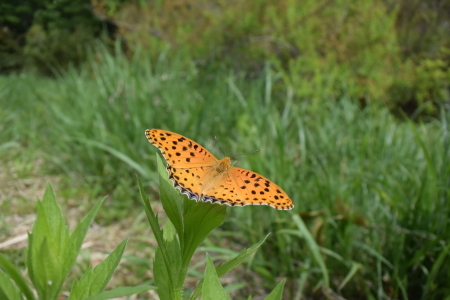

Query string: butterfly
145 129 294 210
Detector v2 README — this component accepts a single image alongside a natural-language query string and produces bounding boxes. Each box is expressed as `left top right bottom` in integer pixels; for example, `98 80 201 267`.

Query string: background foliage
1 0 449 112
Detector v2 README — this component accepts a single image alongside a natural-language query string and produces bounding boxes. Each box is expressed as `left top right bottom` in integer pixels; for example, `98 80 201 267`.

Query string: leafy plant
138 154 286 299
0 183 154 300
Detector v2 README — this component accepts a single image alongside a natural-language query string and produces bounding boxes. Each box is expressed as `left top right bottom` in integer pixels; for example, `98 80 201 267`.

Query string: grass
1 46 449 299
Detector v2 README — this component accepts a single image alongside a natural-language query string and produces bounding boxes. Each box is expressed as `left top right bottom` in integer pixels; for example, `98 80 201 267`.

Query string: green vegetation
2 0 450 112
1 46 449 299
1 2 449 298
1 159 282 300
0 183 154 300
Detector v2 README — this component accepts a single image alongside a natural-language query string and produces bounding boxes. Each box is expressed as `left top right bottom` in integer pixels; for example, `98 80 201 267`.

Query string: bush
0 0 106 73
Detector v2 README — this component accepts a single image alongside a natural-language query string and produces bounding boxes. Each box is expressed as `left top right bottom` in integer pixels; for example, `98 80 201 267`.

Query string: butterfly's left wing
195 167 294 210
228 167 294 210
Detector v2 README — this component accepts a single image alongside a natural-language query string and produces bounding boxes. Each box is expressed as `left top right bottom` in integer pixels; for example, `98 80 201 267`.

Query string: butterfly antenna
231 149 260 160
214 136 227 157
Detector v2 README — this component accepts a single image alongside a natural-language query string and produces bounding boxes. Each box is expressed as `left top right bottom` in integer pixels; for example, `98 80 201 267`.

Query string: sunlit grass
1 47 449 299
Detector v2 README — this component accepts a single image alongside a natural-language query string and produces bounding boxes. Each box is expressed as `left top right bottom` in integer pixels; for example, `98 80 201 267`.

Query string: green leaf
154 249 171 300
202 254 229 300
39 182 65 235
291 214 329 288
190 234 269 299
182 203 227 255
68 239 128 300
82 285 156 300
27 183 68 299
154 220 182 300
0 253 35 300
263 279 286 300
181 202 227 283
0 268 21 300
65 196 105 282
26 182 105 300
137 176 176 298
35 237 63 299
157 154 184 239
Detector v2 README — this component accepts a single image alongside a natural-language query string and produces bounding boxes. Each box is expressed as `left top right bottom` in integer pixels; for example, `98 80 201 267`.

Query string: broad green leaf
154 248 172 300
68 239 128 300
264 279 285 300
157 154 184 239
0 253 35 300
181 202 226 283
28 183 68 300
34 238 62 299
202 254 228 300
190 234 269 300
82 285 156 300
27 183 105 300
154 220 181 300
292 214 329 288
39 183 65 237
0 268 21 300
215 234 269 276
163 220 182 288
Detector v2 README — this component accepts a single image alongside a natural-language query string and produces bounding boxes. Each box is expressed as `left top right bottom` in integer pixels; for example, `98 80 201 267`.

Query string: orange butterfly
145 129 294 210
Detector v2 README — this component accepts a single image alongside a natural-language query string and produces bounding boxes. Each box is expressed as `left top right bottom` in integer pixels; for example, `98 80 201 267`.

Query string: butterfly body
146 129 294 210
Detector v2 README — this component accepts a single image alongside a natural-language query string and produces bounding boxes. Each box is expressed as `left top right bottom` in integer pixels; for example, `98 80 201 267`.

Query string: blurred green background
1 0 449 299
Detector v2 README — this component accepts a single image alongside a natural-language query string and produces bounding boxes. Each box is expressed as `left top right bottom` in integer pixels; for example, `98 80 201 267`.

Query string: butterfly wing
146 128 218 200
145 129 218 167
228 167 294 210
193 167 294 210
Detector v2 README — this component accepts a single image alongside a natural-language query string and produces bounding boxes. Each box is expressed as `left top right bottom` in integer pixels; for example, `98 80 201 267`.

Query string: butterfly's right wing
145 129 218 168
146 129 219 201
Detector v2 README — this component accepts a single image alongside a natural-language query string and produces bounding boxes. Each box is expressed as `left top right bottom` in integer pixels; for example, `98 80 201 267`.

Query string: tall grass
1 46 449 299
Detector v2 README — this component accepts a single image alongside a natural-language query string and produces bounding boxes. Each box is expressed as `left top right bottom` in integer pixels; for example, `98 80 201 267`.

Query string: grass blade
291 214 329 288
